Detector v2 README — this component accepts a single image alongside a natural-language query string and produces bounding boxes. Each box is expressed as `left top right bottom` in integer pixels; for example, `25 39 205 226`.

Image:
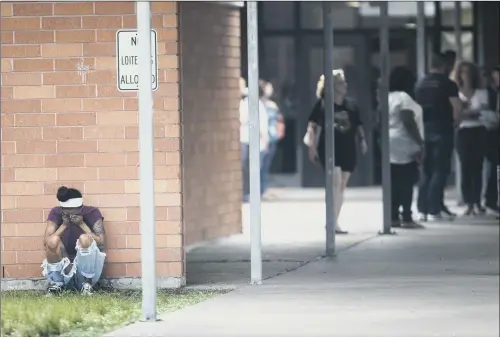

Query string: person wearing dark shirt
484 66 500 214
42 186 106 295
306 69 367 234
415 54 462 221
438 49 460 217
443 50 457 77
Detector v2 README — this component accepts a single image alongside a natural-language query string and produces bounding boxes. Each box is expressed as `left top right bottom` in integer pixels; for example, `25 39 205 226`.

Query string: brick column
179 2 242 247
1 2 184 289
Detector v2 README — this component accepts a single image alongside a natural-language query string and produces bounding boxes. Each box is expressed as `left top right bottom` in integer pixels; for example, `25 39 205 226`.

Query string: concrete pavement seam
262 234 379 282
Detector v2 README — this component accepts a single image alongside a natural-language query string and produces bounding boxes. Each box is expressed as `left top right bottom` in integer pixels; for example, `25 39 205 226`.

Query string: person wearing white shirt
388 67 425 229
239 78 269 202
454 62 499 216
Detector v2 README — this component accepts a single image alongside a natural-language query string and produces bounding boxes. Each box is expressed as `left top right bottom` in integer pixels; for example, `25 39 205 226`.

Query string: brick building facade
1 2 242 289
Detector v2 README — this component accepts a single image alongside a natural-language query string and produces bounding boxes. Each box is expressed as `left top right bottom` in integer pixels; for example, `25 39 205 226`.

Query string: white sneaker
81 282 93 296
419 213 428 222
428 213 444 221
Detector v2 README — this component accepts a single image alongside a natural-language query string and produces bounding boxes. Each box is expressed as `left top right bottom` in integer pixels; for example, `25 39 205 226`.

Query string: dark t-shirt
308 98 363 160
47 206 103 261
487 86 499 113
414 72 458 139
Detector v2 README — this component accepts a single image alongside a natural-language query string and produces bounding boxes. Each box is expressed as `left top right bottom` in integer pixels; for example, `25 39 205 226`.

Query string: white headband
59 198 83 208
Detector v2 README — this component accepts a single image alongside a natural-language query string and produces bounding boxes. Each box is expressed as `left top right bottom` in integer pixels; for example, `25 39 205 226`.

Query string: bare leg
77 234 95 287
45 235 66 264
78 234 93 249
333 168 342 225
335 170 351 230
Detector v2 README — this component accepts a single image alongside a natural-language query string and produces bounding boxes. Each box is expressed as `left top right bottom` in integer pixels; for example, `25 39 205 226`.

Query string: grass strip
1 289 223 337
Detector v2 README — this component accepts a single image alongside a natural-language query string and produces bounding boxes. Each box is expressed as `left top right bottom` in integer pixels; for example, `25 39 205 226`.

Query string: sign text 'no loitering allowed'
116 29 158 91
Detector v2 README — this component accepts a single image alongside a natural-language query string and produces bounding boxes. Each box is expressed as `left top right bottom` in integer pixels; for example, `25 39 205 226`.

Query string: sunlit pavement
107 187 499 337
186 188 383 287
186 187 498 287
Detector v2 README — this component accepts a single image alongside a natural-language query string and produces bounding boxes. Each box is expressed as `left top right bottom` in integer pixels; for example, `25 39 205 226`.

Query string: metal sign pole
416 2 426 79
247 1 263 285
137 1 157 321
323 1 336 256
379 1 393 235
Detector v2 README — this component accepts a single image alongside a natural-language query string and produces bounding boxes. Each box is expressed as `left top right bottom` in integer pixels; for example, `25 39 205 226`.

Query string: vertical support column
137 1 157 322
416 2 426 79
454 2 463 60
454 1 463 205
247 1 263 285
379 1 393 235
323 1 336 256
475 2 485 67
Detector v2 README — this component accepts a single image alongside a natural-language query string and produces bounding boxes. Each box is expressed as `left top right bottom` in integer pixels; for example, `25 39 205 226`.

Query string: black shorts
319 150 356 173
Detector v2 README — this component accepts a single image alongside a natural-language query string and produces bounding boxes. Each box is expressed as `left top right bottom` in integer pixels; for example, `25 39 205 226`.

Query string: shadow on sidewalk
186 187 499 288
186 188 384 288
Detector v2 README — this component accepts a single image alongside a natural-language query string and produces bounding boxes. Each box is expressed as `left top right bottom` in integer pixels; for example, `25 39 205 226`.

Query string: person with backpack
259 80 285 200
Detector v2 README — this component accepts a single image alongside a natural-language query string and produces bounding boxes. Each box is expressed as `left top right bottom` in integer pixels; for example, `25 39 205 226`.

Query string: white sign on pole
116 29 158 91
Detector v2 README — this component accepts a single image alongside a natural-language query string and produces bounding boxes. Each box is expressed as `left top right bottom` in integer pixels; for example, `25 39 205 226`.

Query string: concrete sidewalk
185 188 383 287
108 189 500 337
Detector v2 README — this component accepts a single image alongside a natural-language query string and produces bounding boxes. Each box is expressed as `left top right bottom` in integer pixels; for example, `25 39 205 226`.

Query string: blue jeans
42 239 106 290
241 143 266 200
261 141 278 195
417 135 454 215
242 143 249 199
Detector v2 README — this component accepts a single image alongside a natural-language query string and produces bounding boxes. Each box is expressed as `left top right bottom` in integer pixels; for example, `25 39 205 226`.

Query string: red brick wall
179 3 242 246
1 2 183 284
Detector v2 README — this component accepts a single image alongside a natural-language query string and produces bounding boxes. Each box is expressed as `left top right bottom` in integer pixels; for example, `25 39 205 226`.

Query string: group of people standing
387 52 499 228
239 78 286 202
303 53 499 233
414 53 499 224
240 51 498 233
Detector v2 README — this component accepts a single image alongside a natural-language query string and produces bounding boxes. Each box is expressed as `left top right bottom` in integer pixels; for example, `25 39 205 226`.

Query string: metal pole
379 1 392 235
323 2 336 256
454 1 463 205
454 2 463 60
476 3 484 67
247 1 262 285
137 1 157 322
416 2 426 79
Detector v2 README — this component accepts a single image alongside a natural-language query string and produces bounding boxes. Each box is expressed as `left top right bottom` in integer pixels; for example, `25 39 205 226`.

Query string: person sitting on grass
42 186 106 296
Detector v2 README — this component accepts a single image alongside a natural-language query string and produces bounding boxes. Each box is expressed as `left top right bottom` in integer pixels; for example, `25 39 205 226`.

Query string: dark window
262 36 295 113
300 2 360 29
262 2 294 30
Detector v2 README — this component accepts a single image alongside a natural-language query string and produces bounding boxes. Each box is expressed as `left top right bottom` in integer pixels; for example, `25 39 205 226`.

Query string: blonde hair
315 69 346 99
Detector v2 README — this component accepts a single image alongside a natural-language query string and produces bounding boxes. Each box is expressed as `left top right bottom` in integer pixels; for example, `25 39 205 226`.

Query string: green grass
1 289 222 337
